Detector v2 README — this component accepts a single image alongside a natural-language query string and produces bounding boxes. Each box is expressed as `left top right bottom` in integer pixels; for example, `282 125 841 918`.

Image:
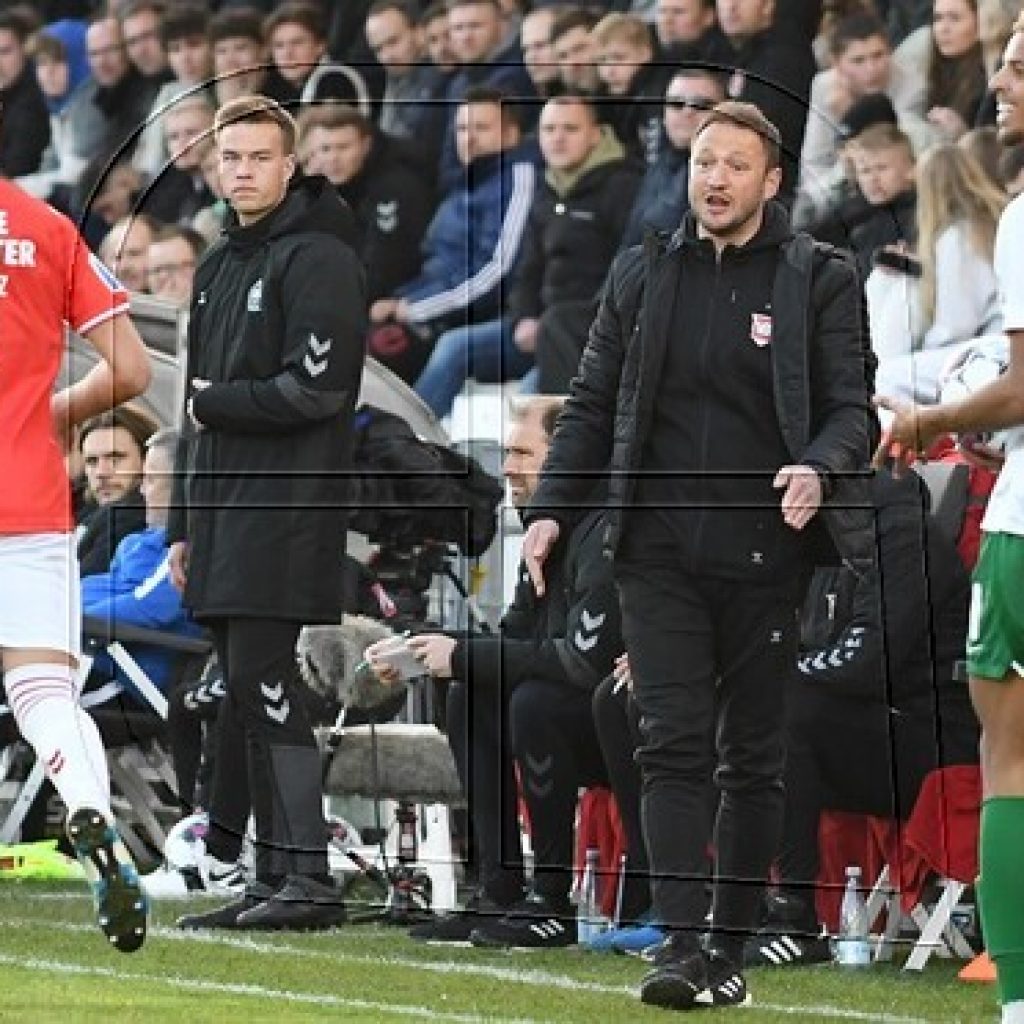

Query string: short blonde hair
214 95 297 155
592 12 652 51
508 395 567 440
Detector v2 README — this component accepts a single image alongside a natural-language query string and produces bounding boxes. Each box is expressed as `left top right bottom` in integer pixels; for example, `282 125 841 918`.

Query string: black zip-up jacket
167 175 366 622
508 153 642 326
528 200 878 574
450 507 621 694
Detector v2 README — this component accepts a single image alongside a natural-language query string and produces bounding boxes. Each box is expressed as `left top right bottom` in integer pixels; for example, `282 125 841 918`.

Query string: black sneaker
176 879 278 930
744 927 833 967
469 893 576 949
66 808 148 953
234 874 347 931
641 943 750 1010
408 890 509 943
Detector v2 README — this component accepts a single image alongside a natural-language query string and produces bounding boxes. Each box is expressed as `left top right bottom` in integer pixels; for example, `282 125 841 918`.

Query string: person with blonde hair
869 141 1006 400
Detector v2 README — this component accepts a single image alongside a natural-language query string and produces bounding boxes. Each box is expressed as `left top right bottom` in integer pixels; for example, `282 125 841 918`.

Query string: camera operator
368 395 622 947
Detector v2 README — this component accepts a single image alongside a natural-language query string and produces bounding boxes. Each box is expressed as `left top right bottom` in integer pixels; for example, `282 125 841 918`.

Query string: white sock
5 664 112 822
1003 1000 1024 1024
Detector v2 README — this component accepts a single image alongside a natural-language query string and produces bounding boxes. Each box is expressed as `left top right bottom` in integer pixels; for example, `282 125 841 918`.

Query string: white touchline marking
0 918 937 1023
0 953 542 1024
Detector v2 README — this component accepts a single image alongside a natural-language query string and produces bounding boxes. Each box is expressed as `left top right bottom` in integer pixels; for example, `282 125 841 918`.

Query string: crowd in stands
3 0 1017 976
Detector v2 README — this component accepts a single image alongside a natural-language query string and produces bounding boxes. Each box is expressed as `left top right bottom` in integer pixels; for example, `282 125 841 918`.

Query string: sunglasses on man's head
664 97 716 112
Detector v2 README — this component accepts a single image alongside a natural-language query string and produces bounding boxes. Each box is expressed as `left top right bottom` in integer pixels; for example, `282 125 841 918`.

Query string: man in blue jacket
368 87 537 387
81 429 202 704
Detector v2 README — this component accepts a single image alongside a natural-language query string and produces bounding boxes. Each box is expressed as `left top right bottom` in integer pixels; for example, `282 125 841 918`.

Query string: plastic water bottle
577 847 610 946
835 865 871 967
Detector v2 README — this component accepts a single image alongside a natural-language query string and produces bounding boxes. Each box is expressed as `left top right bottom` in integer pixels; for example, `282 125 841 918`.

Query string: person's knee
508 680 550 752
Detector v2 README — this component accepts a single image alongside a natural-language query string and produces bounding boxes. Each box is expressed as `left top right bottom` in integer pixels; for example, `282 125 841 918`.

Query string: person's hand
522 518 560 596
513 318 540 353
169 541 190 592
406 633 456 678
927 105 968 141
369 298 401 323
773 465 823 530
827 73 854 119
364 638 402 685
872 394 939 472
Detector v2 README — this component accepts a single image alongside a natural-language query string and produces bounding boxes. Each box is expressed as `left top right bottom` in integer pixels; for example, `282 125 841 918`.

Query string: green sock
978 797 1024 1005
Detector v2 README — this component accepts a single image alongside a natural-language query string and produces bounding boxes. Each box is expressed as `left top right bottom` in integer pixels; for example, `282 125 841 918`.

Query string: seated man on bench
81 428 203 708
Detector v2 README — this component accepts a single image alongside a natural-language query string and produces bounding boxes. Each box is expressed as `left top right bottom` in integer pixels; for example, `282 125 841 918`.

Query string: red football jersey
0 179 130 534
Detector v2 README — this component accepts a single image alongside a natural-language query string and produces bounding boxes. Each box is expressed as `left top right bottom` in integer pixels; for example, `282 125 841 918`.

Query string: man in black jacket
745 467 979 967
168 95 366 932
0 9 49 177
370 396 622 947
523 102 876 1011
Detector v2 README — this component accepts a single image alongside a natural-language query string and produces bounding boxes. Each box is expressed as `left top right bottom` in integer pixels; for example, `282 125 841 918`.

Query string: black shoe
176 880 278 930
744 927 833 968
234 874 347 931
469 893 576 949
641 944 750 1011
408 890 509 943
66 808 148 953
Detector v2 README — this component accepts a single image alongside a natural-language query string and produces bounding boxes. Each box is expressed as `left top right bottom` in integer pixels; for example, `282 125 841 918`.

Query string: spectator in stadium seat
437 0 536 194
209 6 274 106
77 408 156 577
81 429 204 707
85 15 152 163
15 19 96 206
845 122 919 279
867 141 1005 403
142 95 216 226
620 67 726 250
297 103 434 303
550 7 602 96
794 12 939 230
0 8 50 177
895 0 988 143
119 0 170 85
369 88 536 391
520 5 563 101
364 0 450 158
98 211 160 293
145 223 205 304
263 1 371 113
132 3 215 183
592 13 665 165
699 0 818 197
521 95 642 395
654 0 716 54
421 1 457 72
367 395 621 949
746 468 979 967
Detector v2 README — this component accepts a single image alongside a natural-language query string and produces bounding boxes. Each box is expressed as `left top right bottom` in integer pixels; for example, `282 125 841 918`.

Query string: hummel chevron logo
303 332 333 377
261 680 290 723
574 608 606 652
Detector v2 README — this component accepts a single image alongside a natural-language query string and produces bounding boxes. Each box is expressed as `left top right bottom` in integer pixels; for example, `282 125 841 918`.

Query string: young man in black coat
168 95 366 931
523 102 876 1011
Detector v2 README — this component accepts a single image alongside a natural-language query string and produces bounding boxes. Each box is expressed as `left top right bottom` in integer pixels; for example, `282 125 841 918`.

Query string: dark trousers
616 562 801 961
205 618 328 882
509 678 607 903
446 677 524 904
779 681 949 909
592 673 652 923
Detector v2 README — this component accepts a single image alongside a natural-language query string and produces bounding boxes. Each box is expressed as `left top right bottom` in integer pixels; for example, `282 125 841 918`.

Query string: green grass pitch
0 883 998 1023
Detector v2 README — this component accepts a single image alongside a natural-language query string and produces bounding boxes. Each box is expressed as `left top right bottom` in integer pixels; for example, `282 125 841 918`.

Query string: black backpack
348 405 503 557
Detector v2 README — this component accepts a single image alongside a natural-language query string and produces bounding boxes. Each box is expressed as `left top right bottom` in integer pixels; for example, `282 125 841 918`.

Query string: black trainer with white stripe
744 928 833 967
641 943 751 1011
469 893 576 949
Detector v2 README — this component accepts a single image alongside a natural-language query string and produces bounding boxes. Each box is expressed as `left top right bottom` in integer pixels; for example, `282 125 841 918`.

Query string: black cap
838 92 898 141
